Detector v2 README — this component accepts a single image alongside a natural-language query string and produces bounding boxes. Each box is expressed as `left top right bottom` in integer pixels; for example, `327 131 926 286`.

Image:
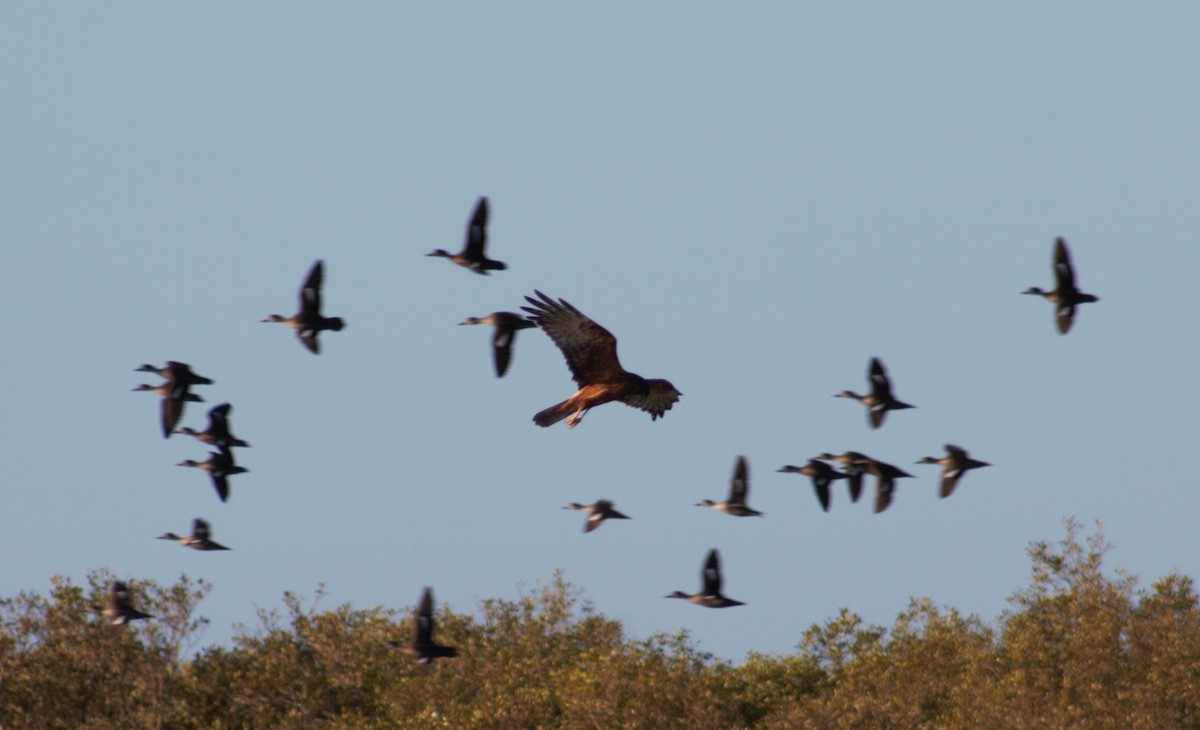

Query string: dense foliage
2 519 1198 729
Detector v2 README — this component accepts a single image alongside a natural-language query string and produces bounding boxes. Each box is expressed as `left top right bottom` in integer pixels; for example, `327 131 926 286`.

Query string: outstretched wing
463 197 489 258
868 357 894 399
702 549 723 596
300 260 324 316
1055 302 1076 334
617 379 681 420
1053 238 1076 290
415 587 435 643
521 291 625 385
729 455 749 502
192 518 212 541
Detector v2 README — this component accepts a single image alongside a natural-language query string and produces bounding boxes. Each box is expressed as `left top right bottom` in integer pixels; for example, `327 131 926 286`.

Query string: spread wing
521 291 625 385
702 549 723 596
868 357 893 399
1053 238 1076 290
415 587 435 643
729 456 749 502
874 477 895 513
298 328 321 354
300 260 324 317
617 379 681 420
192 518 212 541
463 197 489 258
813 479 831 512
1055 302 1076 334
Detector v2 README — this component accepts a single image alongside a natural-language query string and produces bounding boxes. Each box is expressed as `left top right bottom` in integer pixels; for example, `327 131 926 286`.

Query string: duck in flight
814 451 871 503
388 587 458 664
778 458 850 512
563 500 631 533
520 290 681 428
177 451 249 503
917 444 991 498
176 403 250 458
427 197 506 274
135 361 213 386
99 580 153 626
132 373 204 439
157 518 231 551
835 357 915 429
666 549 744 608
697 455 762 517
1023 237 1099 334
459 311 536 377
263 259 345 354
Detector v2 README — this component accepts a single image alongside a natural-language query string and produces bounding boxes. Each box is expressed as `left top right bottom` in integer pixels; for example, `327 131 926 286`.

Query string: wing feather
521 291 625 385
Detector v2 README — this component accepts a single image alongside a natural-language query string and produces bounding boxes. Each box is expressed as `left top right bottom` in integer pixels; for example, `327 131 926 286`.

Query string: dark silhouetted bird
263 259 345 354
459 311 536 377
427 197 506 274
1023 237 1099 334
666 549 744 608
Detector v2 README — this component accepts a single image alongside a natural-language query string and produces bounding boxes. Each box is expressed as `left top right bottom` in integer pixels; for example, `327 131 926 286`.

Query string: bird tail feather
533 400 571 427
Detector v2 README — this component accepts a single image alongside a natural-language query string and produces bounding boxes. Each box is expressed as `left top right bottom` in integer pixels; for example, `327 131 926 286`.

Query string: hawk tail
533 400 572 427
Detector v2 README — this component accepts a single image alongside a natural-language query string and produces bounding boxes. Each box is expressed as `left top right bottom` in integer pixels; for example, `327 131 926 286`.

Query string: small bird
132 377 204 439
520 290 681 428
1023 237 1100 334
176 403 250 458
666 549 744 608
917 444 991 498
177 451 249 503
814 451 871 503
157 518 231 551
99 580 152 625
697 455 762 517
563 500 632 533
778 459 849 512
388 587 458 664
263 259 345 354
427 197 506 274
134 361 213 386
459 312 536 377
835 357 915 429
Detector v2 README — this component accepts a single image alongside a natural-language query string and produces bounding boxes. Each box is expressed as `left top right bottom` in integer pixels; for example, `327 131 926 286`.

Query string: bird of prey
520 290 681 428
778 458 850 512
176 403 250 459
157 518 231 551
835 357 915 429
1023 237 1100 334
917 444 991 498
388 587 458 664
427 197 506 274
563 500 632 533
459 311 536 377
263 259 345 354
100 581 152 625
132 369 204 439
666 549 744 608
177 451 249 503
697 455 763 517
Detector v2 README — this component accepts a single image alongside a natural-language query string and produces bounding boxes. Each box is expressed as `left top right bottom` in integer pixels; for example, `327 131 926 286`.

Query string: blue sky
2 3 1198 661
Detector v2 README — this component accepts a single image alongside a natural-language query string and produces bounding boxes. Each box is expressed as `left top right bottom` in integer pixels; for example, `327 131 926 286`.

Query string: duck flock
111 196 1100 663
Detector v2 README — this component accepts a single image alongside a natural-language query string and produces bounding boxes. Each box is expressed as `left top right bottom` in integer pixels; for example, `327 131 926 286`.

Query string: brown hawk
521 290 681 428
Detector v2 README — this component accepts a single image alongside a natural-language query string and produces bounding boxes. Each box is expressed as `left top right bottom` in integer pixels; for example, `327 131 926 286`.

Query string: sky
2 3 1198 662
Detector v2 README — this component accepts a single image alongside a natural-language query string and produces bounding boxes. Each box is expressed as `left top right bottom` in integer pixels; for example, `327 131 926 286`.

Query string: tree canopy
2 519 1198 729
